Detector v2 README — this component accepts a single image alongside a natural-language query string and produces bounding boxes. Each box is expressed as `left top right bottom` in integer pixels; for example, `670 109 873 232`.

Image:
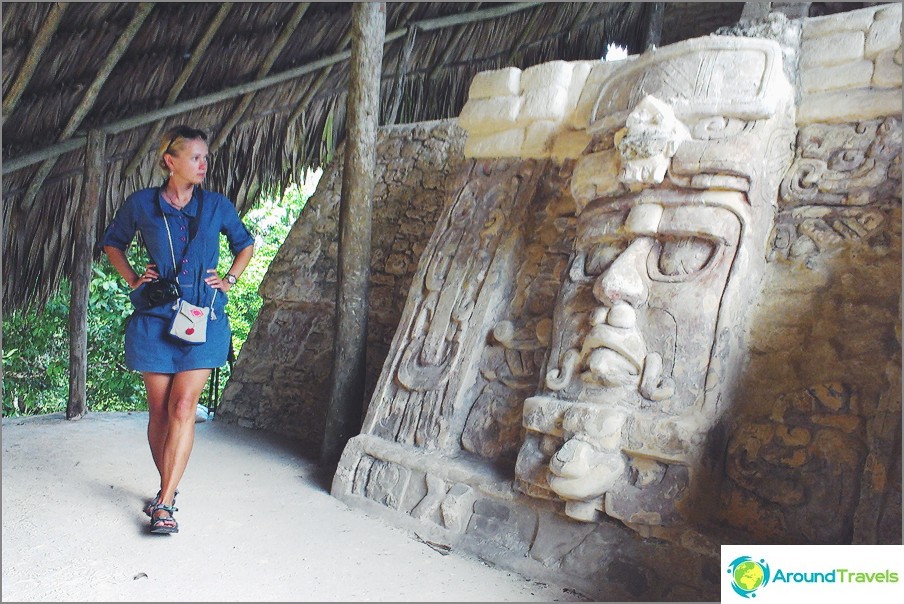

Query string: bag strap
161 197 218 316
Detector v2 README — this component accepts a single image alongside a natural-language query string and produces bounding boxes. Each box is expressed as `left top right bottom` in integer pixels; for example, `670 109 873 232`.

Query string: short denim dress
100 186 254 373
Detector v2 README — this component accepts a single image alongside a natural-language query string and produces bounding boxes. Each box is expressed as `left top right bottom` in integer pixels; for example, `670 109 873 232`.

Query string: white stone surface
801 59 874 93
521 60 574 92
458 96 522 134
463 128 525 158
865 9 902 58
522 120 559 157
802 5 880 38
801 31 866 68
569 61 624 130
873 49 903 87
518 87 569 124
798 88 903 124
468 66 521 99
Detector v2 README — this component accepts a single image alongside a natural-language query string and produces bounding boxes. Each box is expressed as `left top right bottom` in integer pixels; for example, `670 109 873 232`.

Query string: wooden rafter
19 2 155 209
2 2 68 118
505 4 545 65
210 2 310 152
384 3 421 126
285 23 354 127
124 2 234 176
427 2 482 81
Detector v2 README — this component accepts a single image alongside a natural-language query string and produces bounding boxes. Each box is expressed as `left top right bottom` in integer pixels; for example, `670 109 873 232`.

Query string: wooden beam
2 2 68 118
320 1 385 466
426 2 482 81
506 5 545 65
124 2 234 176
3 1 542 175
384 25 417 126
67 130 106 420
18 3 154 209
210 2 310 152
285 22 354 127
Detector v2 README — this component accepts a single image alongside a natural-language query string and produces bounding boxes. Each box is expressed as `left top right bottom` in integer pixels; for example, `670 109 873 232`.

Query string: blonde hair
157 125 208 174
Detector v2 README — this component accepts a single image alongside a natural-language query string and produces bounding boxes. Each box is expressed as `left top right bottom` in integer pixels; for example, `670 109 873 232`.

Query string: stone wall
216 121 469 448
328 4 901 601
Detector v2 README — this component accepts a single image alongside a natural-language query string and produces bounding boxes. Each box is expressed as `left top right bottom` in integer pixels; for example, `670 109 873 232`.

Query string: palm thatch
2 2 757 313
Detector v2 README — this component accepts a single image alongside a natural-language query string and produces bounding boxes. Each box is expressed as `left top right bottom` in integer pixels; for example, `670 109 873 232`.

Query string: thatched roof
2 2 794 312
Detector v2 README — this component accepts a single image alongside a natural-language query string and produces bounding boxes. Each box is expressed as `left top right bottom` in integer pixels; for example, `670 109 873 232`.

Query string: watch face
226 275 237 284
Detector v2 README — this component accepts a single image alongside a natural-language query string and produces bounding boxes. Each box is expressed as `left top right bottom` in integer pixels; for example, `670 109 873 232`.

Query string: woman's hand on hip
129 264 159 290
205 268 232 292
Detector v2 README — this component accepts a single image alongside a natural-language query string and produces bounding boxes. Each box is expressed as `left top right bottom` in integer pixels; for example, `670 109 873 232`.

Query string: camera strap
162 209 218 319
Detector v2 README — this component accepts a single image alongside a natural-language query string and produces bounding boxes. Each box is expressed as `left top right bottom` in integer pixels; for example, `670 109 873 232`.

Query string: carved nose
593 239 650 307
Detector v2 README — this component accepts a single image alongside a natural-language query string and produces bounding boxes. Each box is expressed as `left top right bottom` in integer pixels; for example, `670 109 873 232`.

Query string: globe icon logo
727 556 770 598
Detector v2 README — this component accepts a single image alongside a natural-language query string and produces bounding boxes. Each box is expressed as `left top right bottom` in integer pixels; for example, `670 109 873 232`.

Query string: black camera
142 278 181 307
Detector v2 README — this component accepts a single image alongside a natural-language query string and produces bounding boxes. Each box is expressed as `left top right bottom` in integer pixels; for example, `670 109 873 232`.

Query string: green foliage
2 174 318 417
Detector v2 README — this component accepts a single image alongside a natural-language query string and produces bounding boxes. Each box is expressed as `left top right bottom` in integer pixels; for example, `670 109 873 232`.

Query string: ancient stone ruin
218 5 901 600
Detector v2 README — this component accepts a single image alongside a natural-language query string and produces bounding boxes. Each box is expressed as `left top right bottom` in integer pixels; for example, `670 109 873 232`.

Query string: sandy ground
1 411 589 602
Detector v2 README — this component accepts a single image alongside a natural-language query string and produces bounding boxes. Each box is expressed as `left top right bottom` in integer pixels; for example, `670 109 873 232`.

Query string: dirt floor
1 411 590 602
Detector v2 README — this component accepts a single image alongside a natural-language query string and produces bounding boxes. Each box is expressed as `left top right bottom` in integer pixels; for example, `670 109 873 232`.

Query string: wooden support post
67 130 106 420
320 2 385 465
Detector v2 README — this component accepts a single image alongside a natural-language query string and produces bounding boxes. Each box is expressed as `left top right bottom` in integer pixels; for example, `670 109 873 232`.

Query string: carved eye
648 237 717 281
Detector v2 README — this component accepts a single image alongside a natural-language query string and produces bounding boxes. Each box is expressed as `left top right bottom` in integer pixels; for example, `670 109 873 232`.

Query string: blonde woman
101 126 254 534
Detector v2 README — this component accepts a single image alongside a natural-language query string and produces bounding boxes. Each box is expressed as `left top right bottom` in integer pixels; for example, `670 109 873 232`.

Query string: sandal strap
152 503 178 514
152 516 177 526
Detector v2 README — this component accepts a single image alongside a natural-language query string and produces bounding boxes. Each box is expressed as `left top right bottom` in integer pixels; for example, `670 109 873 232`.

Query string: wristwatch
224 273 238 285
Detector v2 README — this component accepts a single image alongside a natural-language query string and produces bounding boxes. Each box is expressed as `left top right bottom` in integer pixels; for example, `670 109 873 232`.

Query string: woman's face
167 138 208 185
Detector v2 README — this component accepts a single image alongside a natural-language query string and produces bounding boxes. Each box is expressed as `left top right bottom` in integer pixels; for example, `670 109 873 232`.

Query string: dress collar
158 186 200 217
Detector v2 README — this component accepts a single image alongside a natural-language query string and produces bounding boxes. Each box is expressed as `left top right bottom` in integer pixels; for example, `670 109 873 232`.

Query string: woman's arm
206 243 254 292
104 245 157 290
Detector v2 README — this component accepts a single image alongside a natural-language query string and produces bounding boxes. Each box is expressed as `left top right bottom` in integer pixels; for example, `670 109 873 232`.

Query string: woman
101 125 254 534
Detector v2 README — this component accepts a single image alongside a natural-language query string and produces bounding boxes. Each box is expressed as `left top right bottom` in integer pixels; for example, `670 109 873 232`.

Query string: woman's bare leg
156 369 211 514
142 372 175 476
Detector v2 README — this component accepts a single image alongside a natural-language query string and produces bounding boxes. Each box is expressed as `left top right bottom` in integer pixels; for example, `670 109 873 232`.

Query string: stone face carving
515 37 797 527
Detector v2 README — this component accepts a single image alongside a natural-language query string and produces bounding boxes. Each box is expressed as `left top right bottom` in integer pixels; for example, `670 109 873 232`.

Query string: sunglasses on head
164 127 208 155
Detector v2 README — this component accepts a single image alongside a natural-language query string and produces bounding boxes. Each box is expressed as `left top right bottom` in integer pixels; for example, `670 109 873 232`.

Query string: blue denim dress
100 186 254 373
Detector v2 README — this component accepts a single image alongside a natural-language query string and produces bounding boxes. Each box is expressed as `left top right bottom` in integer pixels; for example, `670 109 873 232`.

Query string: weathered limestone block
521 120 559 156
873 48 903 87
802 7 878 38
800 31 865 68
800 59 874 94
468 66 521 99
457 96 522 134
518 87 570 125
520 60 574 92
865 7 902 58
798 89 903 125
462 128 525 159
